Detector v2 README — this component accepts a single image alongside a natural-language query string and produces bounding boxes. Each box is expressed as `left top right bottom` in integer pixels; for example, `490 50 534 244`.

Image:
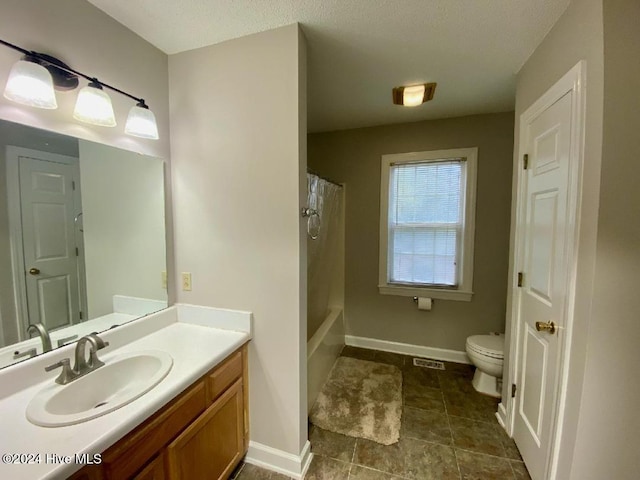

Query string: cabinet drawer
101 382 207 479
206 350 242 403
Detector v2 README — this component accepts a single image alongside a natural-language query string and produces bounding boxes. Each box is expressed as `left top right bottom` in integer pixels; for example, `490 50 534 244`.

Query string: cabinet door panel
167 379 244 480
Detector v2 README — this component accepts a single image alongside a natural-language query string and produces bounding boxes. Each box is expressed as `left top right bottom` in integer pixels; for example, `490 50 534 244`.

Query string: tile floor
233 346 532 480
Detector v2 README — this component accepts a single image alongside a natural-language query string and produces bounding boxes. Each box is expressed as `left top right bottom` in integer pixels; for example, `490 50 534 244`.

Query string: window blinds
388 159 464 287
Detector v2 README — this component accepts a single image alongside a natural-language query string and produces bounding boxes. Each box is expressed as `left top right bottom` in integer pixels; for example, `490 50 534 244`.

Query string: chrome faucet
45 333 109 385
27 323 52 353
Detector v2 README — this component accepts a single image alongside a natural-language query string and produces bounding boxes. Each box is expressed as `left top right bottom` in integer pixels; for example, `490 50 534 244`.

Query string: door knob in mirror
535 321 556 334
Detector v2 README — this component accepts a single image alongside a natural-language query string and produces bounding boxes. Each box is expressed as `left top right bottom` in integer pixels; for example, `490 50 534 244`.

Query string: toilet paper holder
413 296 433 310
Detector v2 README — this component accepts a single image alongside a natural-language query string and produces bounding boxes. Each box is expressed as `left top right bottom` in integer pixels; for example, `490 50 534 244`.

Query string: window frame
378 147 478 301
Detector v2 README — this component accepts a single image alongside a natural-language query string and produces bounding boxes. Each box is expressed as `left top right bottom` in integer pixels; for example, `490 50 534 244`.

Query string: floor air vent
413 358 445 370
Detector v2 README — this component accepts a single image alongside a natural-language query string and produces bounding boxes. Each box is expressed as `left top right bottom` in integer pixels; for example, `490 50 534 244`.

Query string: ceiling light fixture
0 38 159 140
392 82 437 107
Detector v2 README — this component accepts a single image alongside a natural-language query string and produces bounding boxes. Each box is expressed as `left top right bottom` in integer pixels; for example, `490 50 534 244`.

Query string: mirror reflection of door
9 147 87 339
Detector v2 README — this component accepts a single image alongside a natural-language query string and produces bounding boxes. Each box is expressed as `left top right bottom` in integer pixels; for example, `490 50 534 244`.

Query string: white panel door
513 91 573 480
19 155 82 332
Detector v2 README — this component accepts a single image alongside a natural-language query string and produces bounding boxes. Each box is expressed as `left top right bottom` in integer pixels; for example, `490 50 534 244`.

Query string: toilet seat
466 334 504 359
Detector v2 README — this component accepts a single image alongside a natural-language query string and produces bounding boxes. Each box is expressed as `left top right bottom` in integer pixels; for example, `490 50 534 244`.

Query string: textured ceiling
87 0 570 132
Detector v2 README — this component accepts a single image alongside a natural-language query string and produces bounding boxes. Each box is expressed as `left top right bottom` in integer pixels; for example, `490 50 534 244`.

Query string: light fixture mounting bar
0 38 147 106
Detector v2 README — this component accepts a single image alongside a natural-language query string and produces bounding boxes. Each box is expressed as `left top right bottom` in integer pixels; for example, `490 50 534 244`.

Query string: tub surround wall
308 112 514 353
169 24 310 477
307 308 345 412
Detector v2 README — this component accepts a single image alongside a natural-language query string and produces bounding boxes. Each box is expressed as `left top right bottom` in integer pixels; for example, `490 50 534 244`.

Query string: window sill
378 284 473 302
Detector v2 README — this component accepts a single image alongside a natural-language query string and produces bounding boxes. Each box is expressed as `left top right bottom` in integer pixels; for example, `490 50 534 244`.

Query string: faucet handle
88 333 109 350
13 348 37 360
45 358 77 385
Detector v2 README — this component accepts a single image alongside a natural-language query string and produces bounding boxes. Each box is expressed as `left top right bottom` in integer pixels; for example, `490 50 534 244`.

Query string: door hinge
523 154 529 170
72 180 76 190
75 247 79 257
79 311 83 320
517 272 524 287
512 384 517 398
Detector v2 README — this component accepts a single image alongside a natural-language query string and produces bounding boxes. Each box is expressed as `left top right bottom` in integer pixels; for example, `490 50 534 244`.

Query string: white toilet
465 332 505 398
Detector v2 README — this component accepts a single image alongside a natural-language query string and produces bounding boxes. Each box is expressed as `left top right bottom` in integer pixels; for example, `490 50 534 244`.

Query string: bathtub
307 307 345 412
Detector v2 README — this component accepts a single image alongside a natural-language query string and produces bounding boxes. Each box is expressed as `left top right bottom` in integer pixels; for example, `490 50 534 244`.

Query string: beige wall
308 112 514 351
0 0 170 160
569 0 640 478
79 140 167 318
169 24 308 460
506 0 605 477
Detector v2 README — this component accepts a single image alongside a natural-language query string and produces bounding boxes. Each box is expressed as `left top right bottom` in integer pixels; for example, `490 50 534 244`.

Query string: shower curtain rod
307 168 343 188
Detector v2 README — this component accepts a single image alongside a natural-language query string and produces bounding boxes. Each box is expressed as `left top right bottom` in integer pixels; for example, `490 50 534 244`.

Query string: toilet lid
467 334 504 359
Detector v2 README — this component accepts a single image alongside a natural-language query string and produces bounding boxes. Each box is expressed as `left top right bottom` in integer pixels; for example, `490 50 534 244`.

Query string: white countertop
0 304 252 480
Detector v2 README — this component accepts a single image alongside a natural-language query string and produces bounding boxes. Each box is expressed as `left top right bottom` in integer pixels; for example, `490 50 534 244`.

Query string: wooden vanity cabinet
70 344 249 480
166 379 244 479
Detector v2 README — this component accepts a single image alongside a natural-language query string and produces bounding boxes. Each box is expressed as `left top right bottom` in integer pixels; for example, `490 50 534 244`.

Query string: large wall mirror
0 119 168 369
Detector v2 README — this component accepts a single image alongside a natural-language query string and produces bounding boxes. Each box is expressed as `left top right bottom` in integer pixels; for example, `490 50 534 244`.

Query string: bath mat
309 356 402 445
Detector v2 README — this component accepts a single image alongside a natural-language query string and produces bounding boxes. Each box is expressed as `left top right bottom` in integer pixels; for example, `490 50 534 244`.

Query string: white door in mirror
26 351 173 427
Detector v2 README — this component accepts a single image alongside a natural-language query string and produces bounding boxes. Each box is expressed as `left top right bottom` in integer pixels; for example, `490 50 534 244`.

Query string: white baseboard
345 335 470 364
245 440 313 479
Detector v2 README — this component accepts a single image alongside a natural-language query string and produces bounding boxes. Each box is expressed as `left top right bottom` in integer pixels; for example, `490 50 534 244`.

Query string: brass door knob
535 321 556 334
28 268 40 275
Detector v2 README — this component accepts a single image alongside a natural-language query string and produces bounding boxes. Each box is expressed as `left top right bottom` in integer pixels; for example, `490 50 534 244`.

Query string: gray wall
570 0 640 477
506 0 605 477
308 112 514 352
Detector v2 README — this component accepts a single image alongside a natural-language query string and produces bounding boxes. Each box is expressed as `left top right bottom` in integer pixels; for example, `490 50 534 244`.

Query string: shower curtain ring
301 207 317 218
301 207 320 239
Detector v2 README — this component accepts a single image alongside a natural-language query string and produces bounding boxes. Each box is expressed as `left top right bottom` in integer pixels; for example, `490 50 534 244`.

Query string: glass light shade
3 60 57 109
125 105 159 140
402 84 426 107
73 84 116 127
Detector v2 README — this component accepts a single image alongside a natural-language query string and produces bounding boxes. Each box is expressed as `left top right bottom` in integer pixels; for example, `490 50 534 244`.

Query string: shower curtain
307 173 342 340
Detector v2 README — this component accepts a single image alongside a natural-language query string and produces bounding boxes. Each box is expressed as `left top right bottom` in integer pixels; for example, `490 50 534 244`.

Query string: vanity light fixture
3 57 58 109
125 101 159 140
0 38 159 140
73 81 117 127
392 82 437 107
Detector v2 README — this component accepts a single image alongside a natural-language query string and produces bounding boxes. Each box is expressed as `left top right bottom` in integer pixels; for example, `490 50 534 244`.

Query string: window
378 148 477 301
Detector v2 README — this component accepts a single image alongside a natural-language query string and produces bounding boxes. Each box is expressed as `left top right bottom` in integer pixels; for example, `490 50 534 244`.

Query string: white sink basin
26 350 173 427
